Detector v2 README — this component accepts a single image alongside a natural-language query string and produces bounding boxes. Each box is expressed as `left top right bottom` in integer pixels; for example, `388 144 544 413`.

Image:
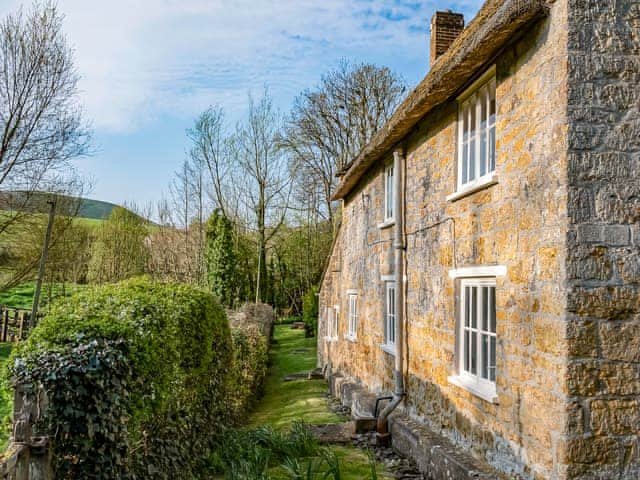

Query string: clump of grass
281 448 343 480
211 420 333 479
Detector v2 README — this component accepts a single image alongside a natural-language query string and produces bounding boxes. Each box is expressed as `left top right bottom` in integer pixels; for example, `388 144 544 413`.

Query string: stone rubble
326 395 427 480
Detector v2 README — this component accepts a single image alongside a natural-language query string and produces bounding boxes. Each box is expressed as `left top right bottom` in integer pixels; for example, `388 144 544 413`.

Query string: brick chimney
430 10 464 66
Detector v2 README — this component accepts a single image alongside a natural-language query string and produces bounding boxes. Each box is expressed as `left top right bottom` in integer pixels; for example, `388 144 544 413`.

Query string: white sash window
457 72 496 192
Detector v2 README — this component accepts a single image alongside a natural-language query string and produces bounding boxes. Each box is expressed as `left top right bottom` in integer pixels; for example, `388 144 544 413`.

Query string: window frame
382 281 396 354
454 67 497 198
383 162 395 223
347 293 358 340
324 306 338 341
449 277 498 403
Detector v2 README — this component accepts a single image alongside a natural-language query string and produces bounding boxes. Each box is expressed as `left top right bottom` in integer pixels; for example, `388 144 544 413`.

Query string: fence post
28 389 52 480
10 384 53 480
12 310 18 342
13 385 31 480
1 307 8 342
18 312 25 341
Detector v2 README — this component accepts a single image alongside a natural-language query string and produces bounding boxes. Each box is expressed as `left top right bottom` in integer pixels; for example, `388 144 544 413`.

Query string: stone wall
320 1 640 478
320 1 571 478
564 0 640 478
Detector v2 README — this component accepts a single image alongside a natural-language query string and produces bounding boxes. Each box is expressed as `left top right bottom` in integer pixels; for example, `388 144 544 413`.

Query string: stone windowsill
345 335 357 343
380 343 396 356
324 336 338 343
377 218 395 229
447 375 498 404
446 174 499 202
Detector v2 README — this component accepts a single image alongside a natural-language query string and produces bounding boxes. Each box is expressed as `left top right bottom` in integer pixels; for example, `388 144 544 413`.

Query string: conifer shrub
10 278 232 479
302 286 319 337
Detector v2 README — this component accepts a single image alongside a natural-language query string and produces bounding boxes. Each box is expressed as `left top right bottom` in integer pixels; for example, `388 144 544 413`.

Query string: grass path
248 325 391 479
249 325 341 428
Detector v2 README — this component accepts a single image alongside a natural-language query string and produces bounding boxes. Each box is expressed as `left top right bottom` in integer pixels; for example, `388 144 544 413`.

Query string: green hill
77 198 120 220
0 191 128 221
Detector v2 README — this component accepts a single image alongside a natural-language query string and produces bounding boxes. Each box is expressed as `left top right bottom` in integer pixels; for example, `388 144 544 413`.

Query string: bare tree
233 91 293 303
0 1 91 233
283 60 406 226
187 107 234 218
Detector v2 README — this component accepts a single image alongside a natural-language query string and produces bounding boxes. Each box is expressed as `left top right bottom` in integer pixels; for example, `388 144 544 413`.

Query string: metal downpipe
377 148 405 437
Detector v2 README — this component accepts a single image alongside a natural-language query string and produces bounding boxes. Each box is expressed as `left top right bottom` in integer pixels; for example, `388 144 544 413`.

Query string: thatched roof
332 0 550 200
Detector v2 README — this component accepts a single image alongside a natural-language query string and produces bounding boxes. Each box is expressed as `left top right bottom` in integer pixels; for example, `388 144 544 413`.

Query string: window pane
386 284 396 344
462 106 469 185
489 125 496 173
482 287 488 331
387 166 394 218
490 336 496 381
464 286 470 327
489 83 496 173
390 315 395 343
471 287 477 329
481 334 489 379
490 287 496 333
462 141 468 184
463 103 469 138
489 82 496 121
468 105 476 181
470 331 477 374
480 90 487 177
464 330 470 372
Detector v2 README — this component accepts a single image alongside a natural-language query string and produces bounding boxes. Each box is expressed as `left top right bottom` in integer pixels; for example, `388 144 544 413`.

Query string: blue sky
1 0 483 207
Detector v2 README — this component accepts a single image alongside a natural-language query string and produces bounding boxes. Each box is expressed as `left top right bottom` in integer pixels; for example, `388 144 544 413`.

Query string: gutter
377 148 406 439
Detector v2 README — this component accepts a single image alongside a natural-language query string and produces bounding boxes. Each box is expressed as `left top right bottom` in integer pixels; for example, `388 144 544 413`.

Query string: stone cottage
318 0 640 479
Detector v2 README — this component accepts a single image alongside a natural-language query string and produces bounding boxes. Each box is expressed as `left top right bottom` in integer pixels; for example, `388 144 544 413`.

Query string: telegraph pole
31 199 57 323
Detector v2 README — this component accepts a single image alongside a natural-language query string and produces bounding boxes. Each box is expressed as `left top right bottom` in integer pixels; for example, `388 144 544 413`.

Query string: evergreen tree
204 211 238 307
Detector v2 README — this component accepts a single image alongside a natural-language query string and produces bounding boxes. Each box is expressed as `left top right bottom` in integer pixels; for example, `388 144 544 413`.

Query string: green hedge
11 278 232 479
228 325 269 421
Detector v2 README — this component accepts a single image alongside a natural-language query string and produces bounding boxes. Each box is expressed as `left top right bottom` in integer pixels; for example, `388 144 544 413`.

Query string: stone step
353 416 377 434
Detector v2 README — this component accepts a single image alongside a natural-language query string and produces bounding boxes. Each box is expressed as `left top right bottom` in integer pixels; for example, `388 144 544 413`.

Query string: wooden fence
0 308 43 342
0 386 52 479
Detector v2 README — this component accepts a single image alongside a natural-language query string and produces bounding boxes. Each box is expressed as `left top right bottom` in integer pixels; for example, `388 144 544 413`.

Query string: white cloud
1 0 483 133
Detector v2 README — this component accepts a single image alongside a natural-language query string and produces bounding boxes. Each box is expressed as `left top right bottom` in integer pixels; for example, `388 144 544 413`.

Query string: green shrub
228 324 269 420
302 287 319 337
10 278 232 479
12 339 132 478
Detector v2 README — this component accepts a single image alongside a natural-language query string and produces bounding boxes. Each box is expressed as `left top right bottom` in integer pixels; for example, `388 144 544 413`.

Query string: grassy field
243 325 390 479
0 282 85 309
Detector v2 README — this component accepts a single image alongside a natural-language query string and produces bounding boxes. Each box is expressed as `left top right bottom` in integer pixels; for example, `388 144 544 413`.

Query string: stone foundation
328 374 503 479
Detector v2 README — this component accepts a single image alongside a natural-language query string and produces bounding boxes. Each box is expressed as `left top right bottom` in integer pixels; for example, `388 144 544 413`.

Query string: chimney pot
430 10 464 67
